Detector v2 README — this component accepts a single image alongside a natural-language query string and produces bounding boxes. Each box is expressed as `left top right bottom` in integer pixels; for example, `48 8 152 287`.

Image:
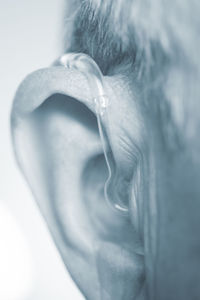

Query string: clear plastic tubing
58 53 129 216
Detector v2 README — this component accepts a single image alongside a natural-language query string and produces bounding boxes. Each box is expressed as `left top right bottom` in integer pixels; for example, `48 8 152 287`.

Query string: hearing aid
57 53 131 216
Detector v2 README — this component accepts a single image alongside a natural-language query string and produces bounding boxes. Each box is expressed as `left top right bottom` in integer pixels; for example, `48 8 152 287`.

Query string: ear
11 65 145 299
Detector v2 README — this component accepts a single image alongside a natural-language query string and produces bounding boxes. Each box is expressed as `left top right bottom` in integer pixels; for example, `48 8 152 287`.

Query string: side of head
11 1 200 299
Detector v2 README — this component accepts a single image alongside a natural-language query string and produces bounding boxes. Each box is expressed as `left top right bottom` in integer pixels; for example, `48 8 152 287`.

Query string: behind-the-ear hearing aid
56 53 132 216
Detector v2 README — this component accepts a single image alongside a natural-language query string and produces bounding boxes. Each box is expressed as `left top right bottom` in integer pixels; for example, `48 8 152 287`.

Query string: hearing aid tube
58 53 130 216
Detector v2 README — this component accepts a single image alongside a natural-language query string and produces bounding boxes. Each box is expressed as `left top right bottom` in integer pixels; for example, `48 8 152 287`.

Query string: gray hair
64 0 200 146
64 1 199 72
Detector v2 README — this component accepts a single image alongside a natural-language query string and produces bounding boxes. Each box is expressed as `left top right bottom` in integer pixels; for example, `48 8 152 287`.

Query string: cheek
151 143 200 300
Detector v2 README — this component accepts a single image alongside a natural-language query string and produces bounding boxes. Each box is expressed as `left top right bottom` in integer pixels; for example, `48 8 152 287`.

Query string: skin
11 4 200 300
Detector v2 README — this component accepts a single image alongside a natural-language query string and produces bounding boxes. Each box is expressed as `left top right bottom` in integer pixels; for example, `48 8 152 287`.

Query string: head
11 1 200 299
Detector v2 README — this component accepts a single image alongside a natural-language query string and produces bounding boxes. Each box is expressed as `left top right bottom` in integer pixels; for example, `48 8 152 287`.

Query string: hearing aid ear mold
58 52 130 216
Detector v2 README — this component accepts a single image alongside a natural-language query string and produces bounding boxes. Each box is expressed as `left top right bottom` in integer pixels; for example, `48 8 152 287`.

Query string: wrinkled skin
11 56 200 300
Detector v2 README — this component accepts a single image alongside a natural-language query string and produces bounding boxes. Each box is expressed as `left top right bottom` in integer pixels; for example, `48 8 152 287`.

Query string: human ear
11 57 146 299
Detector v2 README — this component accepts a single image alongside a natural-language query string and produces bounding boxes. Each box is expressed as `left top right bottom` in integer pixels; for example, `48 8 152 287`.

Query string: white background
0 1 83 299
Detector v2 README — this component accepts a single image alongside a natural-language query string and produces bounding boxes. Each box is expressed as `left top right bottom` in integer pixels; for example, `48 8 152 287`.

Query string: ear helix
56 53 130 216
